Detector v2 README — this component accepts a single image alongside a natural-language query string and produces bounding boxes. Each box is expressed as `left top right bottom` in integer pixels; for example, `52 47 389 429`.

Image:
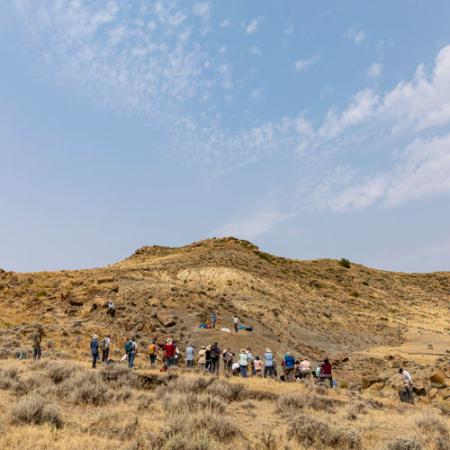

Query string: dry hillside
0 237 449 407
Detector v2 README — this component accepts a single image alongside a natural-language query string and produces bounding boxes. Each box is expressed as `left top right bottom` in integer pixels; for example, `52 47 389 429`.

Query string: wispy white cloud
192 2 210 20
214 209 290 240
367 62 382 79
248 45 262 57
293 54 320 72
244 16 263 35
345 26 366 45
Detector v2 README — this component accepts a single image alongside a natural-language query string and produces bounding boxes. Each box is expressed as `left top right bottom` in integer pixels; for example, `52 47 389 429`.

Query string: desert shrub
205 379 246 402
257 430 279 450
163 392 226 415
240 400 256 410
136 393 154 411
114 386 133 402
339 258 351 268
288 414 361 449
9 393 62 428
0 364 21 389
11 373 48 397
65 371 110 406
101 365 132 384
278 393 343 414
161 376 213 395
83 411 139 441
384 438 423 450
435 436 450 450
415 414 448 437
46 361 76 384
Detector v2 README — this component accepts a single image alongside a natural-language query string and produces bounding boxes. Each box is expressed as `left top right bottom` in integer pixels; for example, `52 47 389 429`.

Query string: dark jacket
90 339 99 354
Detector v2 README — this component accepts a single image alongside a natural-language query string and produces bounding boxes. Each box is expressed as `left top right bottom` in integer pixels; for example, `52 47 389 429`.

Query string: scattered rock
97 276 115 284
156 310 176 327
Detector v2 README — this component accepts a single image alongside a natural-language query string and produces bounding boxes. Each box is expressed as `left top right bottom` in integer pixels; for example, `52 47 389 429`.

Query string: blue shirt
186 346 195 361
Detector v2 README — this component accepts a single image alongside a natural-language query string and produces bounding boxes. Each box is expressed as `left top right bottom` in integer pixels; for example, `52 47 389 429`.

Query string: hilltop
0 237 449 407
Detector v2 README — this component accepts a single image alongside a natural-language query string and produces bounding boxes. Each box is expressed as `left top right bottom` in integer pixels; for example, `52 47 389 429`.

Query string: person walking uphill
148 340 158 367
90 334 100 369
125 337 137 369
211 311 217 328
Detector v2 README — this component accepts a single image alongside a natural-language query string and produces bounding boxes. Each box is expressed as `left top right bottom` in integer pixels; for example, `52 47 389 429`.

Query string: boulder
361 375 386 389
430 372 447 385
156 310 176 327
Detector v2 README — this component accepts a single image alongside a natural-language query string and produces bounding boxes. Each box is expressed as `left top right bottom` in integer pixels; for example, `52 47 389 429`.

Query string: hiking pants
128 351 135 368
240 365 248 377
33 347 41 361
264 366 275 378
234 323 238 333
150 354 157 366
186 359 194 368
320 374 333 387
210 358 220 375
285 368 294 382
92 352 99 368
224 361 232 374
102 348 109 363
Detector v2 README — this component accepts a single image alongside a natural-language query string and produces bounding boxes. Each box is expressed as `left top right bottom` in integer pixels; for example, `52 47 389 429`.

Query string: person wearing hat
264 348 275 378
197 345 207 370
239 348 250 377
90 334 99 369
185 342 195 368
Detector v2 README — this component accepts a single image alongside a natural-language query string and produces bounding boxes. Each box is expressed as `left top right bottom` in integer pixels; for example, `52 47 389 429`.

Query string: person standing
107 300 116 317
239 348 249 377
148 340 158 367
233 315 240 333
125 337 137 369
283 352 295 382
319 358 333 387
211 311 217 328
185 343 195 368
399 368 413 399
246 347 254 375
197 345 207 371
264 348 275 378
32 331 42 361
205 345 212 372
163 338 177 368
210 342 220 375
101 335 111 363
90 334 99 369
223 349 235 375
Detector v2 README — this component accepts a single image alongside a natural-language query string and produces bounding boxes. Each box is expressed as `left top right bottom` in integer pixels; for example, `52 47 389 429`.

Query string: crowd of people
89 334 337 387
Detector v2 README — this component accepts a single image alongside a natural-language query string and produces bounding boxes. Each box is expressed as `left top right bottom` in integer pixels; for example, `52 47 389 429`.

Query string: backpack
125 340 133 353
285 355 295 368
148 344 156 355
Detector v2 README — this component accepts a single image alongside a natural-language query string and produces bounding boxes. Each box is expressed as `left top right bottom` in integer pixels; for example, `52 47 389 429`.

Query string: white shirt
402 370 413 384
232 362 240 371
233 317 239 324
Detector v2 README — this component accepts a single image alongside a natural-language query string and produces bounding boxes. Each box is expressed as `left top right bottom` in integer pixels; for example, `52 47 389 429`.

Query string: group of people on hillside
88 334 336 387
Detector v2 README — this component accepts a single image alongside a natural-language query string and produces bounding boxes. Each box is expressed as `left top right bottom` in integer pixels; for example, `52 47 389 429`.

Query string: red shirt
321 363 332 375
163 343 176 358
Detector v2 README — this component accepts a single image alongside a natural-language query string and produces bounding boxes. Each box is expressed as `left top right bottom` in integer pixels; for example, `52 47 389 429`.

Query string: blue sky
1 0 450 272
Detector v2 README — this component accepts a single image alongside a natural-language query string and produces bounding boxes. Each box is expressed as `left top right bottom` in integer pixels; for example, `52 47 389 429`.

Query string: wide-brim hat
265 348 271 353
93 334 98 339
240 348 246 353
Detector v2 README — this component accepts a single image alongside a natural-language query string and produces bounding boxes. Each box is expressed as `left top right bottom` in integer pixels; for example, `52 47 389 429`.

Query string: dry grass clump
65 371 110 406
287 413 361 449
384 437 423 450
136 393 154 411
0 364 21 388
415 414 449 437
9 393 62 429
82 411 140 441
162 391 226 415
46 361 77 384
205 379 247 402
277 392 345 415
159 375 213 395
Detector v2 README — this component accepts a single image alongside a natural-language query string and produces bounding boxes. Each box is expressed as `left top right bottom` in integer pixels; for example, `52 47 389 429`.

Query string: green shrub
339 258 351 268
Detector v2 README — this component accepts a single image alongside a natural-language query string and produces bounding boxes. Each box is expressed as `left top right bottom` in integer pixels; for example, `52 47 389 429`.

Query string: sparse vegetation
10 393 62 428
340 258 352 268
